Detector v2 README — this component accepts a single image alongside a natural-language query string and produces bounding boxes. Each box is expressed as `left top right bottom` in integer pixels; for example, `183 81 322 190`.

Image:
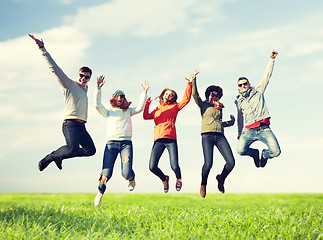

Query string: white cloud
63 0 232 37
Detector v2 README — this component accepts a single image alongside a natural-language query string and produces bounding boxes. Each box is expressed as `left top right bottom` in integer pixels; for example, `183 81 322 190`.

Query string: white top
95 88 147 141
40 47 88 122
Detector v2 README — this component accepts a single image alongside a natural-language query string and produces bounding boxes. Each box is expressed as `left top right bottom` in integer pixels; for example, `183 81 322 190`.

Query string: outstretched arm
29 34 72 89
130 81 150 116
95 75 109 118
190 69 203 107
257 50 278 93
177 69 199 110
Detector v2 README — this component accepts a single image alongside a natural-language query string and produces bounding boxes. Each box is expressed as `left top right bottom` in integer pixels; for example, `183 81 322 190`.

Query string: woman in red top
143 70 199 193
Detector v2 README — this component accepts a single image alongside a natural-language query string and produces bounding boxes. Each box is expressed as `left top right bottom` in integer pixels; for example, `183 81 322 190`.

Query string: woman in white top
94 75 150 206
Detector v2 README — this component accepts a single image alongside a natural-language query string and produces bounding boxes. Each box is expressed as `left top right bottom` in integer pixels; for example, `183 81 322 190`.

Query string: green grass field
0 193 322 239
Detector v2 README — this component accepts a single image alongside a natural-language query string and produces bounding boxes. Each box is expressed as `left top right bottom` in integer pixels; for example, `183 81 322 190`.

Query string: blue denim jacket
234 58 275 135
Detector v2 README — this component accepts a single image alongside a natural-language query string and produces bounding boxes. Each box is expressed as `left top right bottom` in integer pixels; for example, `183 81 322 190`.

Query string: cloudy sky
1 0 322 194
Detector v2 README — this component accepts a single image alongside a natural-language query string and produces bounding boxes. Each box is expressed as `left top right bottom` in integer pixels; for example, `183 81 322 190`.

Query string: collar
238 87 252 98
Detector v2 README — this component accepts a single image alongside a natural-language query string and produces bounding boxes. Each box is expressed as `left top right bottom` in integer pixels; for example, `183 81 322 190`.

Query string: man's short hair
238 77 249 82
79 66 92 76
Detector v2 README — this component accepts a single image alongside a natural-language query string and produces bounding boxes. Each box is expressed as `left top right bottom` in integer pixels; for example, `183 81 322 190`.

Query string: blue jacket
234 58 275 135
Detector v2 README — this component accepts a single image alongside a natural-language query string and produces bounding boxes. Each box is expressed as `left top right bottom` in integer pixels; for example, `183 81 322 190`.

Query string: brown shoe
200 185 206 198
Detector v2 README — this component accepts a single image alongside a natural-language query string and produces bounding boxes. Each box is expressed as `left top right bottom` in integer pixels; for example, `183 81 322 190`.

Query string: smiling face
77 71 91 87
163 90 174 103
237 78 250 93
116 93 125 107
208 91 221 104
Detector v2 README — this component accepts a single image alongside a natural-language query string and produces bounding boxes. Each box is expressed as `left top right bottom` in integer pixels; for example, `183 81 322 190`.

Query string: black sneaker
38 155 53 171
54 159 63 170
260 150 268 168
216 175 225 194
252 149 260 168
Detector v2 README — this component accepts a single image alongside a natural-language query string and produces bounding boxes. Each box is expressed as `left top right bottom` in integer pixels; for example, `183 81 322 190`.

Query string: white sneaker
128 179 136 191
94 192 103 206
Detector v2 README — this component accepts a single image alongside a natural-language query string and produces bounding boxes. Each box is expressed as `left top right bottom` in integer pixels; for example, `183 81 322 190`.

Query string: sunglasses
211 92 221 98
79 73 91 79
238 82 248 87
118 94 125 98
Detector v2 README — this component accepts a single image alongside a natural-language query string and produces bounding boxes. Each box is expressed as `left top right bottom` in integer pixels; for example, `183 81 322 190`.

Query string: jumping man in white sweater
29 34 96 172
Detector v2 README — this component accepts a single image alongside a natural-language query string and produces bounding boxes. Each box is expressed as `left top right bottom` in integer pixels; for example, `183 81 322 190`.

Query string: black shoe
54 159 63 170
260 150 268 168
252 149 260 168
38 155 53 171
216 175 225 194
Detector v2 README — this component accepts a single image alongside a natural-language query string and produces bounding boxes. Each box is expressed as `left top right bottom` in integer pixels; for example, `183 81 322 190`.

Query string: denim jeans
49 120 96 161
149 138 181 181
98 140 134 194
201 133 235 185
237 126 281 159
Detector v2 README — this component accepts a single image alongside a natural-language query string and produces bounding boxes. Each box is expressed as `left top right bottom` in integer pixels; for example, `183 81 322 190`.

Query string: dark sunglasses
238 82 248 87
211 92 221 98
118 94 125 98
79 73 91 79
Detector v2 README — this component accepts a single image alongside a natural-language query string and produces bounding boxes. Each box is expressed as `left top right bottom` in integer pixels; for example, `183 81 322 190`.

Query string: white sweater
40 47 88 122
95 88 147 141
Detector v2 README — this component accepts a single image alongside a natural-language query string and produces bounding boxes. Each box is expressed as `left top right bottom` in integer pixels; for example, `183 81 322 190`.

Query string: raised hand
185 69 200 82
146 97 152 104
96 75 105 88
29 34 44 48
142 81 150 92
271 50 278 59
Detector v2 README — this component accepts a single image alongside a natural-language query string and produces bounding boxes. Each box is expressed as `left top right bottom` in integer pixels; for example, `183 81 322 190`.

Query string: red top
246 117 270 129
143 82 192 141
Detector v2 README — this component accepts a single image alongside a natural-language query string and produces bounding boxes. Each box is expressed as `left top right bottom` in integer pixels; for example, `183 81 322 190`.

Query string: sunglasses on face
118 94 125 98
238 82 248 87
211 92 220 98
79 73 91 79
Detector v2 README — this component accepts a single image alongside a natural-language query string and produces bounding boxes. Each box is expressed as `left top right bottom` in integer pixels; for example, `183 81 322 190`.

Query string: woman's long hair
157 88 178 104
110 94 132 110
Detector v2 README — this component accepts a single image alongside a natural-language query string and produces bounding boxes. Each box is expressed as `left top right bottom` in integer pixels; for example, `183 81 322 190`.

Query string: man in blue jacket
235 50 281 168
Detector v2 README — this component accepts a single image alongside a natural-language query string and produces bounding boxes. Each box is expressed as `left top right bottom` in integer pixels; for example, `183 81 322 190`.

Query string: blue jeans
98 140 134 194
49 120 96 161
149 138 181 181
201 133 235 185
237 126 281 159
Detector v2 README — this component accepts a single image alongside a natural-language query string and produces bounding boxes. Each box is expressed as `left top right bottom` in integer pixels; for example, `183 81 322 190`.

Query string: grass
0 193 322 239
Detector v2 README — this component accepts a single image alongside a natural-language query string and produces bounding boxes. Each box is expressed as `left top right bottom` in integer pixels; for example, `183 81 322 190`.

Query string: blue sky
1 0 322 194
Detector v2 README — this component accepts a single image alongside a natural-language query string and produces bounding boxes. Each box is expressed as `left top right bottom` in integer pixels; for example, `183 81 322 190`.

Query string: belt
64 119 86 123
249 124 269 131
